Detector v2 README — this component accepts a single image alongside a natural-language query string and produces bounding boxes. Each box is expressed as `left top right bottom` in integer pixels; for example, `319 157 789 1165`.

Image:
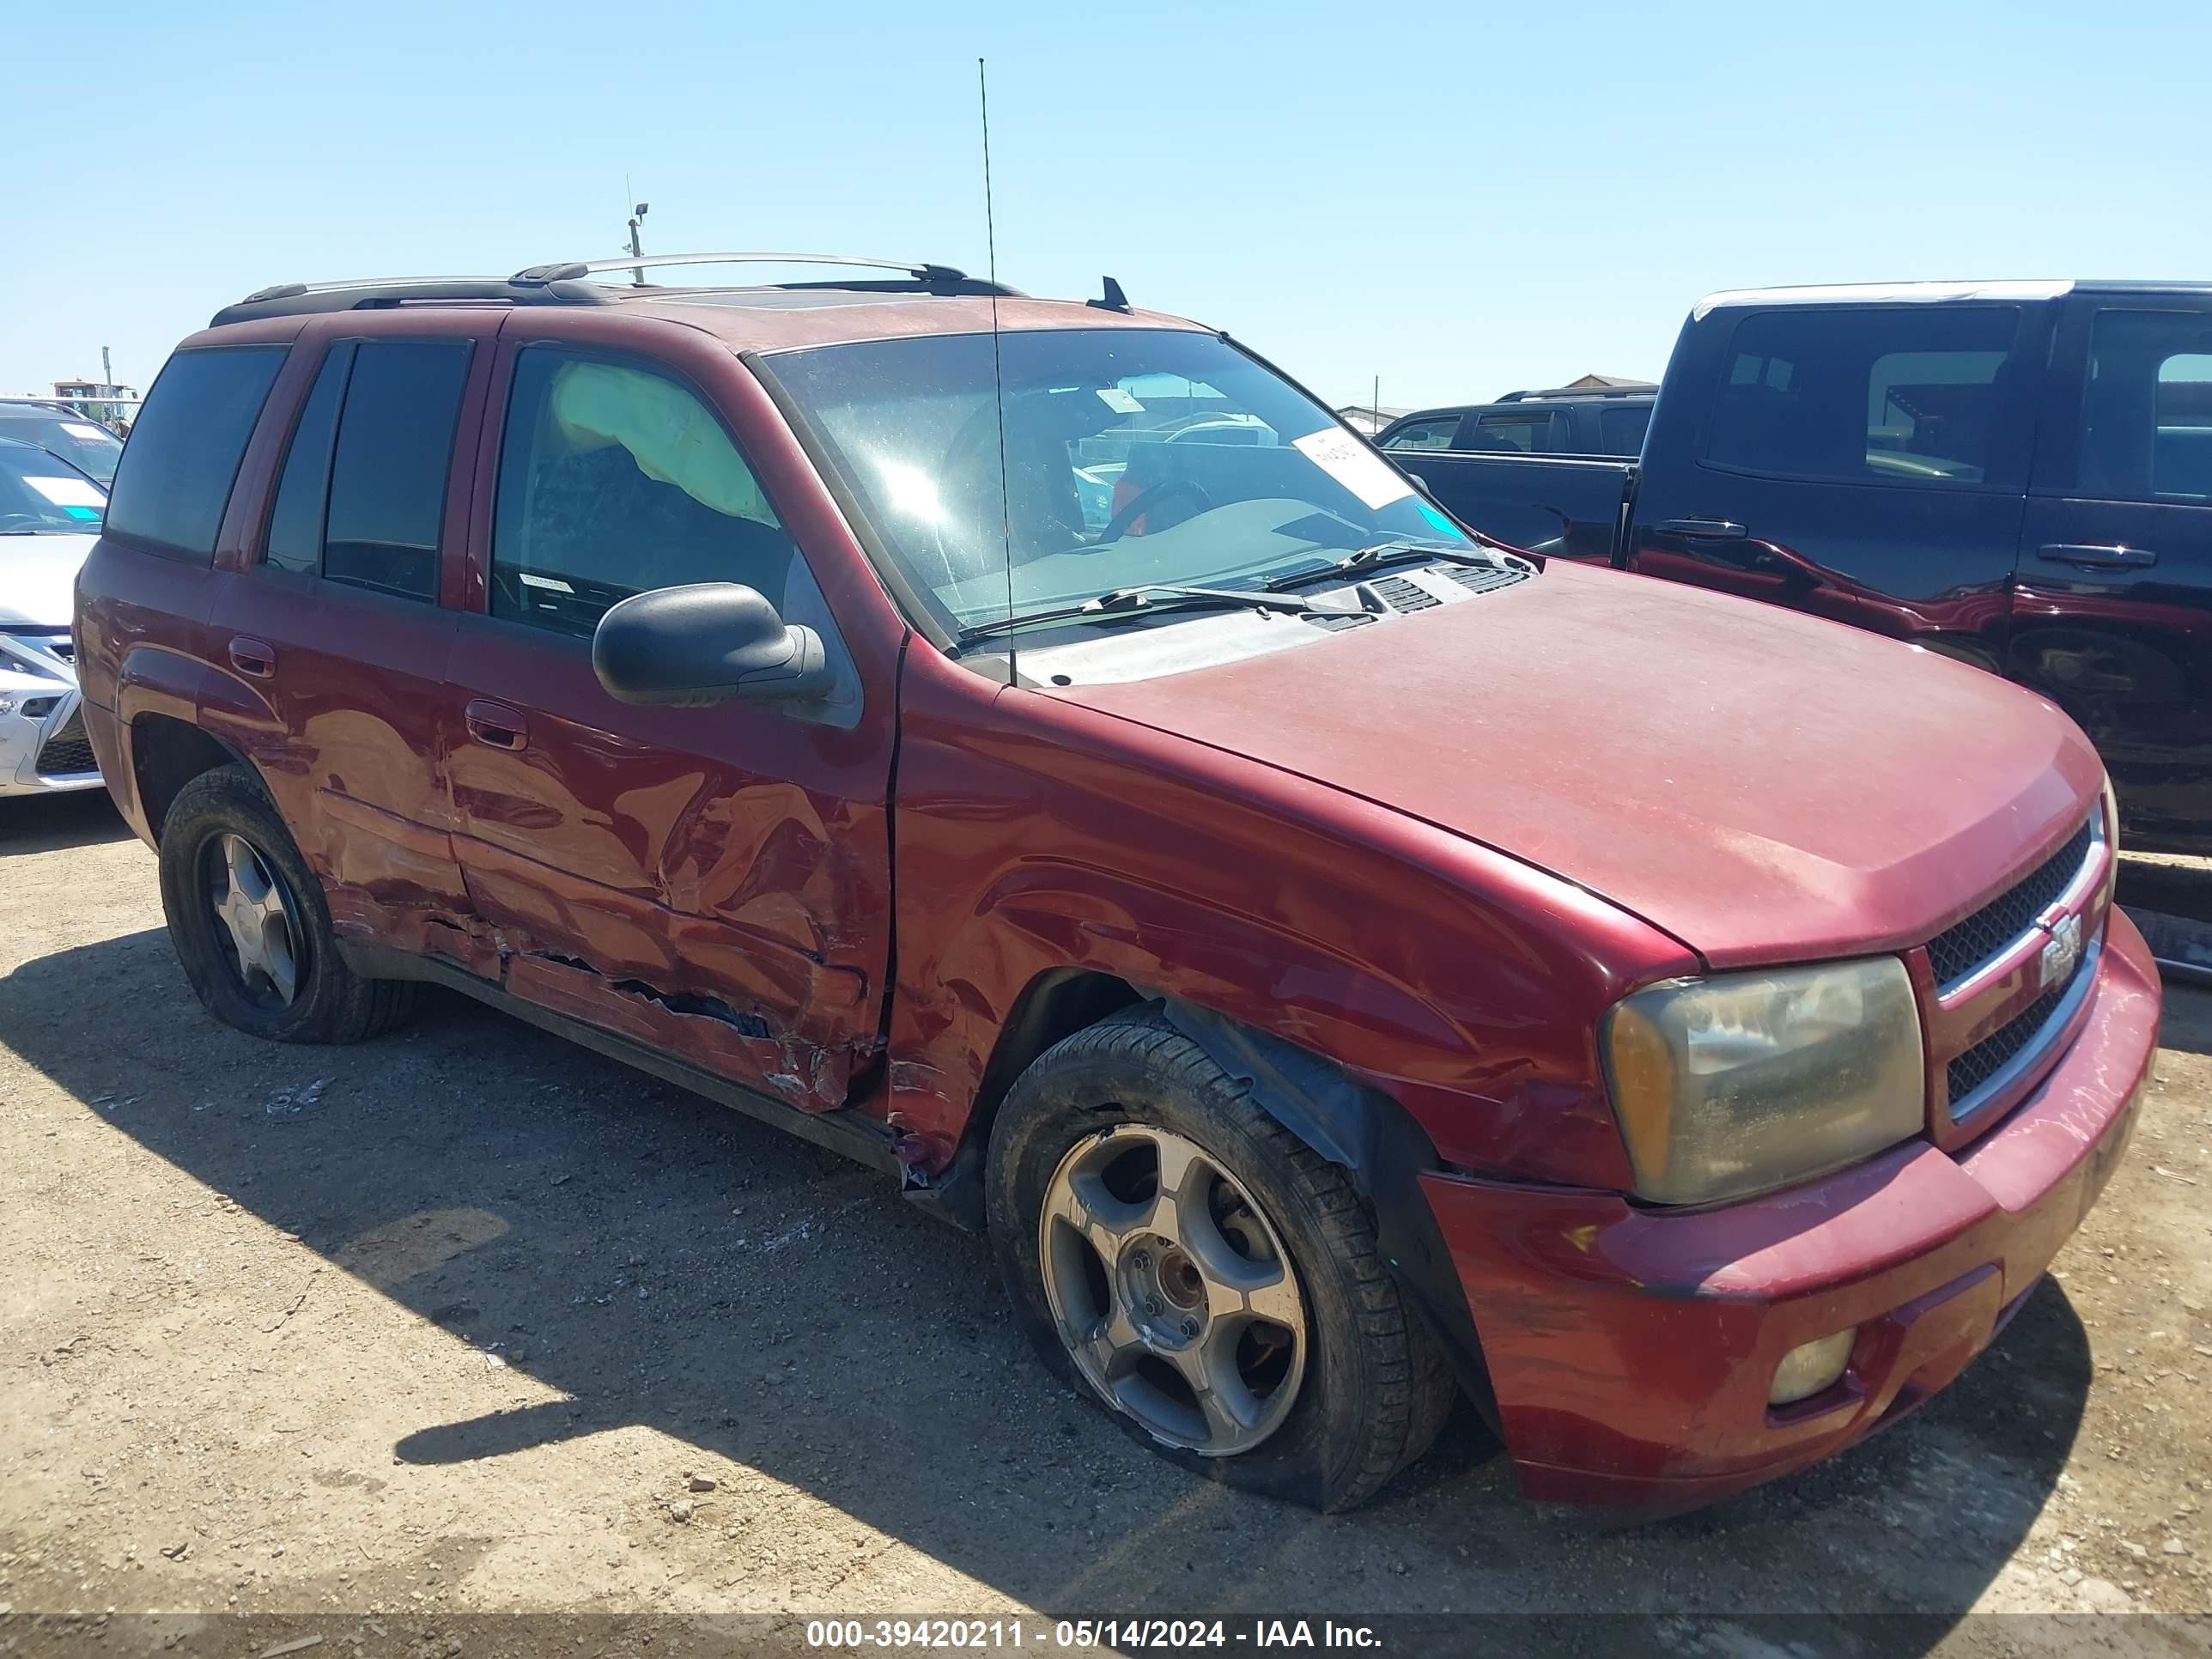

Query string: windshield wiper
1262 538 1510 592
957 582 1367 643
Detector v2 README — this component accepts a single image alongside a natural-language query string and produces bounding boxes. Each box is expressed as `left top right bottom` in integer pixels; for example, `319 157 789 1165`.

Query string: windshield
764 328 1473 635
0 441 106 535
0 410 123 483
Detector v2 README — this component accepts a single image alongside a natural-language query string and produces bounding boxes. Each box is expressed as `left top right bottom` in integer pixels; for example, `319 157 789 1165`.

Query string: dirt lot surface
5 791 2212 1656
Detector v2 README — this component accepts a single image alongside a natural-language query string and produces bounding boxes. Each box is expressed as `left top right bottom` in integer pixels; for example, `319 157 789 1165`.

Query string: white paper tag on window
1097 386 1145 415
518 571 575 594
1292 428 1413 510
61 422 109 441
25 474 106 508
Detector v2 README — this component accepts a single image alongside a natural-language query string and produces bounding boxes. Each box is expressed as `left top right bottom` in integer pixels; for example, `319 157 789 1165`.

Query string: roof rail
512 250 1012 295
510 250 993 288
210 251 1015 328
210 274 610 328
1495 383 1656 403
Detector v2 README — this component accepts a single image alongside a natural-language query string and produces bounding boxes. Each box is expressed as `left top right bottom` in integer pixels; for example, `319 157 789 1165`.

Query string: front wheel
985 1007 1455 1510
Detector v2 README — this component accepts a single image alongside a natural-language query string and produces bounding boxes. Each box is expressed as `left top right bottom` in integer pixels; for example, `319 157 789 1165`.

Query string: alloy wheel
204 830 301 1006
1037 1123 1307 1456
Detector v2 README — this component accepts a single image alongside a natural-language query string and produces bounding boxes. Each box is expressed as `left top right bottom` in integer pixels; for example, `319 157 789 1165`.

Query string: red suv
76 253 2160 1512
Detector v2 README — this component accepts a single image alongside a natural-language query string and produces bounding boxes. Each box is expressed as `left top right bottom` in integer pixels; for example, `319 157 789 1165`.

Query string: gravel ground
3 791 2211 1656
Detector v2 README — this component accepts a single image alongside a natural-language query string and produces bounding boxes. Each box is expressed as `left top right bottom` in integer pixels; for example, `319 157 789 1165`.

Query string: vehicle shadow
0 927 2093 1638
0 788 129 854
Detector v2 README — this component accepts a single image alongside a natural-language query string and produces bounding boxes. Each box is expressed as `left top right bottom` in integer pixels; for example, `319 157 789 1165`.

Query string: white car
0 436 105 798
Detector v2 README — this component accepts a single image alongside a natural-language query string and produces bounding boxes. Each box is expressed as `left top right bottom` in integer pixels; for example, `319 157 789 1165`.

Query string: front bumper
0 685 103 798
1422 908 2160 1509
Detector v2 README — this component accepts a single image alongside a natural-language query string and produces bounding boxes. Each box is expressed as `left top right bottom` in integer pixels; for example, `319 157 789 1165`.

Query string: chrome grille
1947 946 2097 1120
1926 816 2097 989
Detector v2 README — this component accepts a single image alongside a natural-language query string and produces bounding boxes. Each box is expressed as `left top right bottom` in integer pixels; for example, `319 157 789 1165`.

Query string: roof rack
1495 383 1657 403
510 250 999 289
210 251 1009 328
210 274 611 328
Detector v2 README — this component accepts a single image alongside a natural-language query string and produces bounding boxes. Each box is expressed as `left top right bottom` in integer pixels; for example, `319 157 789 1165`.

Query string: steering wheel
1097 478 1213 544
0 513 46 533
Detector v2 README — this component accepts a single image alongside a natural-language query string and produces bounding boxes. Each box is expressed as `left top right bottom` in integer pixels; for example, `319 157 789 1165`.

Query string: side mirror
592 582 833 707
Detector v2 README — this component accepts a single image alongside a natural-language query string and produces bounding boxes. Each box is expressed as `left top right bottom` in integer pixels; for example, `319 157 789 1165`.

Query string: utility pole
101 346 112 392
626 201 649 287
1372 374 1380 432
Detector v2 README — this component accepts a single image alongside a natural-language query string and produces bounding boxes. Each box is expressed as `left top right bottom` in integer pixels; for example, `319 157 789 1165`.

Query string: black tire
986 1006 1456 1511
157 764 413 1044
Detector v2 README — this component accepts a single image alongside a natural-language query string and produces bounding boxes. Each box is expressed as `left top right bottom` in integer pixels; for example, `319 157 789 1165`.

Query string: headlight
1602 957 1924 1206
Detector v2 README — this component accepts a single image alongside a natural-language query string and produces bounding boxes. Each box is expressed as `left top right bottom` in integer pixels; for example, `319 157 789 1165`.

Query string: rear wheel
986 1006 1455 1510
157 765 412 1043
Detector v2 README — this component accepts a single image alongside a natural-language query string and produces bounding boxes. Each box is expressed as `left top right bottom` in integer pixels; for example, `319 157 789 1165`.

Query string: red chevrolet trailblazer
75 252 2158 1511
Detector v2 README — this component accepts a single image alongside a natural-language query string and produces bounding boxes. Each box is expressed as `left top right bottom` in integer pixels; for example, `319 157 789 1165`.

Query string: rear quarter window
104 347 286 559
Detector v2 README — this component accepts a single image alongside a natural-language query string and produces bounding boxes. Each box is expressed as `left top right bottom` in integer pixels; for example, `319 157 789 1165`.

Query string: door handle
228 636 276 678
1656 518 1747 539
2037 543 2158 569
465 700 528 751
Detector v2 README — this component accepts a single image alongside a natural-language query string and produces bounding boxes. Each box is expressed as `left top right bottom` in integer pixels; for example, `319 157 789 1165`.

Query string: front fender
883 653 1694 1192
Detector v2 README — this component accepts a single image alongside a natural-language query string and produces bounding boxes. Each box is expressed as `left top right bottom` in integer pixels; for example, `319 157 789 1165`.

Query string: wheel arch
129 712 255 845
1154 999 1499 1430
917 975 1499 1426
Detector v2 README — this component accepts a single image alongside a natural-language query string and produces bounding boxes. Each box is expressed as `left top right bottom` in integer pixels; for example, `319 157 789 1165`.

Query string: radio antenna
979 57 1016 683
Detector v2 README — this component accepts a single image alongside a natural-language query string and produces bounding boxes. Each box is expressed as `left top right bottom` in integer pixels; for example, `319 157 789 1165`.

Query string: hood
1060 561 2102 968
1 532 99 629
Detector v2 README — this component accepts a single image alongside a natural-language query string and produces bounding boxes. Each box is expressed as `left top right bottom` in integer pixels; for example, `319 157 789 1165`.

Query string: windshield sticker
61 422 110 441
1291 428 1414 511
1097 386 1145 416
1417 501 1460 538
24 475 105 508
64 505 101 520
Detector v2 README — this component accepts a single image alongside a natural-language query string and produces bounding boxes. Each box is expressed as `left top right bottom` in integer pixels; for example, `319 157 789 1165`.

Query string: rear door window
263 344 352 574
1468 410 1565 453
1378 415 1465 452
1704 307 2031 489
320 341 471 601
104 347 286 559
1597 404 1651 455
2076 309 2212 501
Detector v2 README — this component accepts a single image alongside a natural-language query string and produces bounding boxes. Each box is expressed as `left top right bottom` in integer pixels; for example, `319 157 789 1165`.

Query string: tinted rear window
321 341 471 601
2079 309 2212 501
1597 404 1651 455
1467 410 1564 453
104 348 286 558
264 345 352 574
1704 306 2029 489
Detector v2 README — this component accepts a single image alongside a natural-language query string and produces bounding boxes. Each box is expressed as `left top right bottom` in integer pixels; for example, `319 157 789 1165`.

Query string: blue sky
9 1 2209 411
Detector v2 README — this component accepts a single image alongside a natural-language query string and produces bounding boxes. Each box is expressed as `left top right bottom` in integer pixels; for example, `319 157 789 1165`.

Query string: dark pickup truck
1393 281 2212 854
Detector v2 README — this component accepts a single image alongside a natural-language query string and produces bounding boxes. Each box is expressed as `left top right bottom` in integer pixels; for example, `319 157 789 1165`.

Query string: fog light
1770 1329 1856 1406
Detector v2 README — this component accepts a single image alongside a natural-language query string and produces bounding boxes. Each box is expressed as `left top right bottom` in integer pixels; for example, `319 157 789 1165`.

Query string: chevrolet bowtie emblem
2039 910 2084 992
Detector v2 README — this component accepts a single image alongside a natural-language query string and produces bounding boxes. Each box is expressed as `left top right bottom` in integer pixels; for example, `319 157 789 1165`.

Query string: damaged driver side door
439 321 893 1112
